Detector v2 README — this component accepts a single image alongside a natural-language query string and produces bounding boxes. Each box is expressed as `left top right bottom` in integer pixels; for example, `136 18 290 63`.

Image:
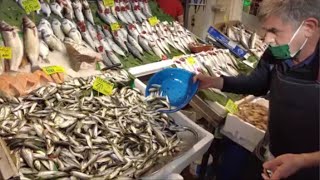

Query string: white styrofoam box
134 79 214 179
220 96 268 152
221 114 265 152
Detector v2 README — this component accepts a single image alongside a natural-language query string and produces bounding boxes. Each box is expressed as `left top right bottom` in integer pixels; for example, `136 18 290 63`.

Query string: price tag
103 0 114 7
93 77 114 95
186 57 196 65
148 16 159 26
42 66 65 75
225 99 238 114
0 47 12 59
22 0 41 14
110 23 120 31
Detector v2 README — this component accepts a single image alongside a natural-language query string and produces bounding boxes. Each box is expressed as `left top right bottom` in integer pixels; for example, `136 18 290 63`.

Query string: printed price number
0 47 12 59
93 77 114 95
225 99 238 114
42 66 65 75
22 0 41 14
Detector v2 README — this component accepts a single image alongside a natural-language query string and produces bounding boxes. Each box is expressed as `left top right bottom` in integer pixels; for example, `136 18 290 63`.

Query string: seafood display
220 23 267 58
173 50 249 107
0 0 200 74
145 84 174 112
0 70 194 179
173 49 252 77
236 101 268 131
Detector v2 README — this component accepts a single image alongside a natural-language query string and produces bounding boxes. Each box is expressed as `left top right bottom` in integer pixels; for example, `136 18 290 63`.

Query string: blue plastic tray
145 68 199 113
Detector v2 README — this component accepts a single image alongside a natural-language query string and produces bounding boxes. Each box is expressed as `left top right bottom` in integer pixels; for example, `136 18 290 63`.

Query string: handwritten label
110 23 120 31
42 66 65 75
93 77 114 95
0 47 12 59
148 16 159 26
186 57 196 65
103 0 114 7
225 99 238 114
22 0 41 14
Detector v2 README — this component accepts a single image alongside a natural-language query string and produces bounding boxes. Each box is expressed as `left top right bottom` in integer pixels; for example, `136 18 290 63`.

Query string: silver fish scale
0 70 186 179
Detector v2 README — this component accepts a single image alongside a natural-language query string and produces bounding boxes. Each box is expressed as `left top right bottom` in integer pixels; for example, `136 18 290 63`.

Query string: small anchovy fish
0 70 195 179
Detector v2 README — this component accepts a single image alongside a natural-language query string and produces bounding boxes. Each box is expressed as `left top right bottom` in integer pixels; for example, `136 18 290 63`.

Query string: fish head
0 20 14 31
22 16 36 29
149 40 155 46
72 1 80 9
133 5 139 11
52 19 61 26
115 6 121 12
97 0 105 11
39 19 51 27
103 25 110 31
120 6 126 12
161 55 167 60
82 0 89 8
104 8 111 14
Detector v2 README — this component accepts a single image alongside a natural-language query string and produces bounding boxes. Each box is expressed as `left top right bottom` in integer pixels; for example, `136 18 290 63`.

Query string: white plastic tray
134 79 214 179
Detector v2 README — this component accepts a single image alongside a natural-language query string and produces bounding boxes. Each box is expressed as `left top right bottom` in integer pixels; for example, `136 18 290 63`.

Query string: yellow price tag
22 0 41 14
93 77 114 95
148 16 159 26
103 0 114 7
186 57 196 65
42 66 65 75
110 23 120 31
225 99 238 114
0 47 12 59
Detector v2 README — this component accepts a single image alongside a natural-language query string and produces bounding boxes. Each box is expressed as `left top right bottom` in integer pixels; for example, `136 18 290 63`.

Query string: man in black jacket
194 0 320 179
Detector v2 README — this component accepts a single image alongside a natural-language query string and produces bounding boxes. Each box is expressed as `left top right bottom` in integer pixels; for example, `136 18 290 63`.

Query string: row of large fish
0 70 194 179
1 0 197 74
173 49 241 77
222 24 268 58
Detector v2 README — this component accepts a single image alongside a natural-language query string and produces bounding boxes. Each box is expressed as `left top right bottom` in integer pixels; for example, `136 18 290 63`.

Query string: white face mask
288 21 308 57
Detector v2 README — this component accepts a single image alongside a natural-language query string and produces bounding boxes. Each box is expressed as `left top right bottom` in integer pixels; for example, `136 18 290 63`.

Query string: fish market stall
0 69 213 179
0 0 198 73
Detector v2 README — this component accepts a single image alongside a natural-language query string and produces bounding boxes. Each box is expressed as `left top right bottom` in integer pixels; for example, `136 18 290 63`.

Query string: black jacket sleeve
221 53 272 96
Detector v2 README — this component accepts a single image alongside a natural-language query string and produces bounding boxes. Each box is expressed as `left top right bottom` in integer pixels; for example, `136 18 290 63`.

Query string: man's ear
303 17 319 38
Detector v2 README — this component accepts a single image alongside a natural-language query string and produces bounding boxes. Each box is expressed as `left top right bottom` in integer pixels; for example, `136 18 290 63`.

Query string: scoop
145 68 199 113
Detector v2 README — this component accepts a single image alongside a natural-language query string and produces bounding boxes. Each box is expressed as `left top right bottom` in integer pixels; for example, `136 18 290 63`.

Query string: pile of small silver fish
174 49 241 77
223 24 267 58
145 84 175 112
0 71 187 179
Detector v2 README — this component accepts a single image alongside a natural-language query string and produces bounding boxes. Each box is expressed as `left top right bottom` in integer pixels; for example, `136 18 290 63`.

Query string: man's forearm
302 151 320 168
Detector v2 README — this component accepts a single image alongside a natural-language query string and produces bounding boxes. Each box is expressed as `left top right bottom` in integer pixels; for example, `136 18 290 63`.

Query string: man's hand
193 74 223 89
262 154 306 179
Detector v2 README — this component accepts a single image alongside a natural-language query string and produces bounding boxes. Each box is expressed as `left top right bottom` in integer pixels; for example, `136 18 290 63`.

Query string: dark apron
268 62 320 179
